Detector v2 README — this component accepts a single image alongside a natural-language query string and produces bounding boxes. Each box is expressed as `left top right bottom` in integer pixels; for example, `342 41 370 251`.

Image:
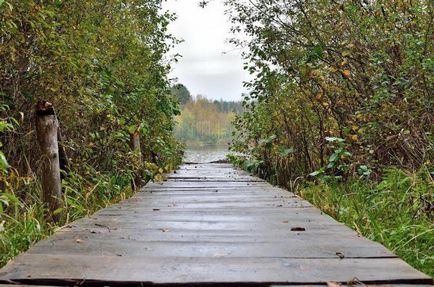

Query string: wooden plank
0 255 431 285
0 163 431 286
26 236 395 258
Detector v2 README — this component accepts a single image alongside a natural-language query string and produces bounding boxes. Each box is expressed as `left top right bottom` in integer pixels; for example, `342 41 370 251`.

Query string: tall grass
298 167 433 277
0 164 147 267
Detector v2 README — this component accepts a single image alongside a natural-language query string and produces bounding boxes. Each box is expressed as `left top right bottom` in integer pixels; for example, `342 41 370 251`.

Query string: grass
298 167 433 277
0 166 136 267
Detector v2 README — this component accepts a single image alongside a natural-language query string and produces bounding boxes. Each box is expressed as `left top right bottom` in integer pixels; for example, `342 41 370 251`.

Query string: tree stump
35 101 63 222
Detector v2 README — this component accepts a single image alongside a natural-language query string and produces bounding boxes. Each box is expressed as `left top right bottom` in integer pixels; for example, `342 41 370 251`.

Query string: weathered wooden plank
27 236 395 258
0 163 431 286
0 255 431 285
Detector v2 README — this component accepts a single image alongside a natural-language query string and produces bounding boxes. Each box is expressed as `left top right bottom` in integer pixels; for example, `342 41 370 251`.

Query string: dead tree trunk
131 131 142 191
35 101 63 222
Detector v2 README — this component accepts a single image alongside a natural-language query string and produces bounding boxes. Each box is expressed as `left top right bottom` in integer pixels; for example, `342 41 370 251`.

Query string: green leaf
325 137 345 143
127 125 137 134
0 151 8 172
0 121 12 132
53 207 64 216
329 153 339 163
278 146 295 157
309 170 324 177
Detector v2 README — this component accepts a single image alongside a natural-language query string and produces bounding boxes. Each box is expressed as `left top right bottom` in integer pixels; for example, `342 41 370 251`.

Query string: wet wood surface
0 163 432 286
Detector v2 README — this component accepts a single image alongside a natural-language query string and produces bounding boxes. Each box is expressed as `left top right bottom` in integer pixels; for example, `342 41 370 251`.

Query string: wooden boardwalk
0 163 432 286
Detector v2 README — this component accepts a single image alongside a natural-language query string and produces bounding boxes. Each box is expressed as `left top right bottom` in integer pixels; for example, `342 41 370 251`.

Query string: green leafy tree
171 83 192 105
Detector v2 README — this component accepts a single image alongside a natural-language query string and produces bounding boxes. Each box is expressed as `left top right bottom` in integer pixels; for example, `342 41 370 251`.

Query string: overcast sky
163 0 248 101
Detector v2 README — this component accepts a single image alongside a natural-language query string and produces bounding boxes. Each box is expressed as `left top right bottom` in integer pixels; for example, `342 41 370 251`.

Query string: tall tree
171 83 192 105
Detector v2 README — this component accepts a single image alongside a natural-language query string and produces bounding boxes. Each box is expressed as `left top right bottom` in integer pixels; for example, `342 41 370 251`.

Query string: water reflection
183 146 229 163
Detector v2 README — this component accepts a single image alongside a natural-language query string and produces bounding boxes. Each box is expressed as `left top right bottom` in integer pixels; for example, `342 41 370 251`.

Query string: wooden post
35 101 63 222
131 130 142 191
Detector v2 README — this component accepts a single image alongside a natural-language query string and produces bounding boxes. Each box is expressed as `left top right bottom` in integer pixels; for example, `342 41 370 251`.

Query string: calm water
183 146 229 163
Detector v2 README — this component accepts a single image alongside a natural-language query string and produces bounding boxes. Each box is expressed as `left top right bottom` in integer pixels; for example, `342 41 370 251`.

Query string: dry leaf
342 69 351 78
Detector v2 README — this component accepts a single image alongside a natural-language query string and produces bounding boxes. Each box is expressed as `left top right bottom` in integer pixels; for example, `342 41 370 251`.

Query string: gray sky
163 0 248 101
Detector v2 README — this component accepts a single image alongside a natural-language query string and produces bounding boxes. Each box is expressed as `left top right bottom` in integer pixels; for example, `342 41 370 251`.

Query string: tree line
171 84 242 147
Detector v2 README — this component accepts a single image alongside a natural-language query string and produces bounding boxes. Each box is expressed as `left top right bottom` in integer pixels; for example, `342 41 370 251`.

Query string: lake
183 146 229 163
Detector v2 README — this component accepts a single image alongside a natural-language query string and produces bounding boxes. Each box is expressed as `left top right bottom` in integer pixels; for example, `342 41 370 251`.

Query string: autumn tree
226 0 433 180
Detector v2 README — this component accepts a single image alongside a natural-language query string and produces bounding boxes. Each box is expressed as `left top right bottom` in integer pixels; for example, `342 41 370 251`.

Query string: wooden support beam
35 101 63 222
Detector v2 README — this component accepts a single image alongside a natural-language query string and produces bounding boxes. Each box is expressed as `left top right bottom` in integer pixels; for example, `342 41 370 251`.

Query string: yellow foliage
342 70 351 78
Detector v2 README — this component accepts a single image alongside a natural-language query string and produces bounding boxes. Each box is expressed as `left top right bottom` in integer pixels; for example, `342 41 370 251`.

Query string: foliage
0 105 14 173
227 0 433 181
175 96 239 147
171 83 192 105
1 0 182 175
212 99 244 114
0 0 183 266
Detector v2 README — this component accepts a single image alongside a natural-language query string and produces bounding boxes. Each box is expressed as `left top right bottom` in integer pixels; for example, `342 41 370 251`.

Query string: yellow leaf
329 67 338 73
342 51 351 57
154 174 163 182
351 134 359 141
342 70 351 78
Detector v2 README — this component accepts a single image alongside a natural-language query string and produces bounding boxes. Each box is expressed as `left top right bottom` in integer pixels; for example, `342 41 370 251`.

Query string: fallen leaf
282 220 289 223
75 239 83 243
160 228 169 232
342 69 351 78
153 208 160 211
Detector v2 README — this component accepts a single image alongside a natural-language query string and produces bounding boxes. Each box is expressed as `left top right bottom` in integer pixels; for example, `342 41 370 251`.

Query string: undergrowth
298 167 433 277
